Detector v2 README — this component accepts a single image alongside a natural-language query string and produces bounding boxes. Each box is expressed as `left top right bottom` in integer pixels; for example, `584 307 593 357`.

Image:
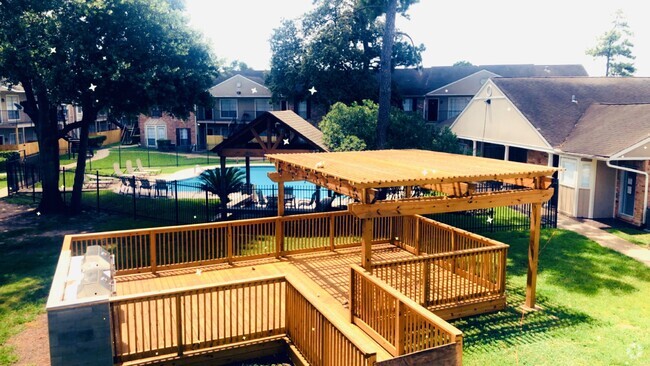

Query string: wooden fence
110 274 377 365
68 211 393 275
349 265 463 363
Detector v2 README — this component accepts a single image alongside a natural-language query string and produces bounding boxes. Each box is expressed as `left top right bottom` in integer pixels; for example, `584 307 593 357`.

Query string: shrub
0 151 20 172
88 135 107 148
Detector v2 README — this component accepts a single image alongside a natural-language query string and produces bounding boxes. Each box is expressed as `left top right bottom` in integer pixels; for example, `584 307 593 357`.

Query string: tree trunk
69 111 96 214
23 86 65 214
376 0 398 149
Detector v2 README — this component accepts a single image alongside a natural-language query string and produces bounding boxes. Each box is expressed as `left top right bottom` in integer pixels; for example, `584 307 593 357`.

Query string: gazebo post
525 201 542 309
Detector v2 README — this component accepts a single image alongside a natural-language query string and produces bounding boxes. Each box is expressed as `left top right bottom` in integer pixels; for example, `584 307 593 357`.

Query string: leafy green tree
320 100 459 153
0 0 218 214
586 9 635 77
199 167 245 205
453 60 475 67
266 0 423 114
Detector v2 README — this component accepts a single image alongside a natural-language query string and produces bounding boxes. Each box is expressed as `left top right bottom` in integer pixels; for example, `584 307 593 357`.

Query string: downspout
606 159 648 225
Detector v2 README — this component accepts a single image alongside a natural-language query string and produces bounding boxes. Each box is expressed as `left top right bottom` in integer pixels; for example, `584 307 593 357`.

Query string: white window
76 105 83 114
220 99 237 118
297 101 308 118
254 99 271 117
6 95 20 121
146 125 167 147
402 98 413 112
447 97 471 119
579 161 592 189
559 157 577 187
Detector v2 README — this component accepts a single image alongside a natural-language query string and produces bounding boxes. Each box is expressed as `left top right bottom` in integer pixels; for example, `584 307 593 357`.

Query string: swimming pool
178 165 314 189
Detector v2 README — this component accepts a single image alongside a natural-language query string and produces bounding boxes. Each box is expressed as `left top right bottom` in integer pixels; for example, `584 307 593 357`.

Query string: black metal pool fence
7 163 558 232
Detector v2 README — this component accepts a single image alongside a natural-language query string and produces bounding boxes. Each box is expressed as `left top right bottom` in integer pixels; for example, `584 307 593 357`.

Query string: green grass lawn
456 229 650 365
0 173 6 190
0 199 163 364
605 227 650 248
60 146 254 176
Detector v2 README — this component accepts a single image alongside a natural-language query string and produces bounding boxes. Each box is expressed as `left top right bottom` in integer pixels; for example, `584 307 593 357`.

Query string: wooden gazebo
267 149 557 309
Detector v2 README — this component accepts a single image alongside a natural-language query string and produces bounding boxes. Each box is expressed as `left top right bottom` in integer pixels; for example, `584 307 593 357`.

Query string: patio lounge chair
136 158 161 175
154 179 170 197
125 160 149 176
83 174 115 189
138 178 153 197
113 162 125 177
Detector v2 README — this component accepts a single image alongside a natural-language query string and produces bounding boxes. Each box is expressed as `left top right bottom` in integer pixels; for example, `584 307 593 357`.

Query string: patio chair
119 176 136 195
297 191 318 209
154 179 170 198
256 189 268 208
138 178 153 197
125 160 149 176
113 162 125 177
136 158 162 175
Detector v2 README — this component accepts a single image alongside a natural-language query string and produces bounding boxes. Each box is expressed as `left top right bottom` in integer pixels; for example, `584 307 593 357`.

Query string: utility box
82 245 113 272
77 268 113 298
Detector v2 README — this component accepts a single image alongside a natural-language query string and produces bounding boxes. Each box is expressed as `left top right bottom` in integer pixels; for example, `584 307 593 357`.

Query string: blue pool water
178 165 313 189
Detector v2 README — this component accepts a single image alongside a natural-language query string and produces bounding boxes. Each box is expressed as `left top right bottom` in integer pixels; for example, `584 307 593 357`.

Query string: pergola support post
525 201 542 309
277 181 285 217
361 218 373 271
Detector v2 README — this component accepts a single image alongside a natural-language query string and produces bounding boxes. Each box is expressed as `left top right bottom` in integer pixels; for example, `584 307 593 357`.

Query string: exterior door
620 171 636 216
427 99 439 122
176 128 191 147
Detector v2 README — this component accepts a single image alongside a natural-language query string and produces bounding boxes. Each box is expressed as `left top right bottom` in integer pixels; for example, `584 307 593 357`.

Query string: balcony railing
0 109 32 124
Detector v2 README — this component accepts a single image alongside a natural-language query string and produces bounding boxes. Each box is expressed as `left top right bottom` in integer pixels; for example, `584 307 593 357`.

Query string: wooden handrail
372 244 508 267
351 265 462 340
286 274 379 359
110 273 377 364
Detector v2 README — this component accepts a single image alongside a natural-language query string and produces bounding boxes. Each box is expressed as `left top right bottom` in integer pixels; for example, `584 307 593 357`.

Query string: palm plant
198 167 245 204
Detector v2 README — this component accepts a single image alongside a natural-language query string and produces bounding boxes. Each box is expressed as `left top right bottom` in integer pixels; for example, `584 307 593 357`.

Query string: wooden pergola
266 149 557 309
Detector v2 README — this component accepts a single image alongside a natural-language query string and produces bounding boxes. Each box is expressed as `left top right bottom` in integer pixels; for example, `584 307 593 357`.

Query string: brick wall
138 112 196 147
48 300 113 366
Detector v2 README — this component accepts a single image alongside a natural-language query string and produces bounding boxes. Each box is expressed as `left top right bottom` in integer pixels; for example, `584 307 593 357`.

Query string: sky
184 0 650 77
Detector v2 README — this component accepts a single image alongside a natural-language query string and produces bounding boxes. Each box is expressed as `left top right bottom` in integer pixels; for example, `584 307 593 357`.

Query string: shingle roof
393 64 588 97
268 110 328 151
493 77 650 148
560 104 650 157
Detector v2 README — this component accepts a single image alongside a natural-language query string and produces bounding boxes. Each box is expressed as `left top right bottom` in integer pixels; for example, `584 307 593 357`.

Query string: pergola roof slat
267 149 557 189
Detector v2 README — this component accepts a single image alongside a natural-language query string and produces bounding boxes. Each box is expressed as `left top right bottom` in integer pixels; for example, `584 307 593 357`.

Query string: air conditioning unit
77 268 113 298
81 245 113 272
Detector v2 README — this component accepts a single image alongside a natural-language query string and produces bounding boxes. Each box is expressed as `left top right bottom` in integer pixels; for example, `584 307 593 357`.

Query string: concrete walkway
558 214 650 267
62 147 111 170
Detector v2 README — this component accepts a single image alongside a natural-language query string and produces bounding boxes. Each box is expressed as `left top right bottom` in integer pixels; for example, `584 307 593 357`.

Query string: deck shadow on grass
452 286 595 353
491 229 650 296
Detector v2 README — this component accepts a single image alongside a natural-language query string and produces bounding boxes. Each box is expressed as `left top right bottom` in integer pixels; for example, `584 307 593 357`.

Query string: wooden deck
112 242 490 364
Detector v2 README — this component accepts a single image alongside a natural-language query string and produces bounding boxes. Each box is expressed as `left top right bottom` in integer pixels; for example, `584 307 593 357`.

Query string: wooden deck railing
286 277 377 366
371 244 508 314
393 215 503 255
69 212 393 275
349 265 463 362
110 274 377 365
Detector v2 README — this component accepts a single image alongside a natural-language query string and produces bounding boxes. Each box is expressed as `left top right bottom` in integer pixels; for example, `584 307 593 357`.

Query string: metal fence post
175 180 179 224
62 167 66 203
175 148 179 167
205 189 209 223
31 166 35 202
96 170 100 212
132 176 137 220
